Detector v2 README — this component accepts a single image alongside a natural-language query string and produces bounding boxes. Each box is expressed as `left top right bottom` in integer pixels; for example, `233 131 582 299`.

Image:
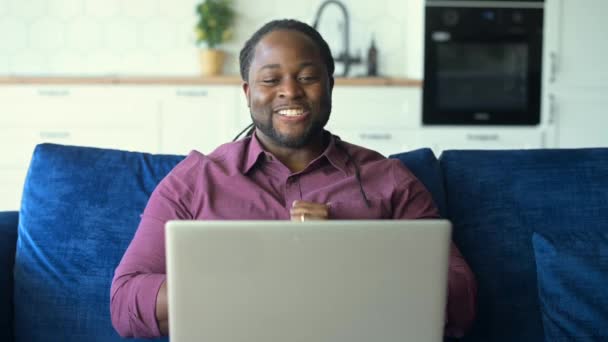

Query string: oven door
423 5 543 125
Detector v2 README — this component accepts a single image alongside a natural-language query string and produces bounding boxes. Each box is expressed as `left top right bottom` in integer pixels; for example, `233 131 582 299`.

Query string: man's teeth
278 109 304 116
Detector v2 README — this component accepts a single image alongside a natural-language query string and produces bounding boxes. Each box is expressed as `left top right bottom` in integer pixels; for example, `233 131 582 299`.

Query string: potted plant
195 0 235 76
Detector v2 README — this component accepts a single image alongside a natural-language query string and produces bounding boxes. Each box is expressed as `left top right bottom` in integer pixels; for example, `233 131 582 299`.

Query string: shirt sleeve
110 161 195 338
390 161 477 338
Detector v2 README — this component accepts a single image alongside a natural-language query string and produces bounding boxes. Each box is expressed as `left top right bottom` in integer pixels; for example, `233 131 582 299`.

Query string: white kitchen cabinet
160 86 239 155
328 86 420 130
326 86 421 155
544 0 608 87
548 89 608 148
0 86 160 210
329 127 419 157
542 0 608 147
417 128 548 156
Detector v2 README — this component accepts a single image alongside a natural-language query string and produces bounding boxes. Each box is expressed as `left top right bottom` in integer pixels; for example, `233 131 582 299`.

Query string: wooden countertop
0 75 422 87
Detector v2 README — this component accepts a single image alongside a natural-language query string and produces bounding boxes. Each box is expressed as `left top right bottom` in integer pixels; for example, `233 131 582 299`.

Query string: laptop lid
166 220 451 342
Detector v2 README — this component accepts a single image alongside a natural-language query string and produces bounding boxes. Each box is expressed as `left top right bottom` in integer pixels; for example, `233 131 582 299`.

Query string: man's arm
390 161 477 337
156 280 169 335
110 214 168 338
110 163 195 338
445 243 477 337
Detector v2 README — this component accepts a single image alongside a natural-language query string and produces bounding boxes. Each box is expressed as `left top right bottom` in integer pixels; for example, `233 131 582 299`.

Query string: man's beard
251 107 330 149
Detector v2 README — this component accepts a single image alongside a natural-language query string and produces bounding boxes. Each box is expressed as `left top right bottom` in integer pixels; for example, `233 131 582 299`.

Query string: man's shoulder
335 137 414 177
334 138 386 163
170 139 247 177
207 138 249 164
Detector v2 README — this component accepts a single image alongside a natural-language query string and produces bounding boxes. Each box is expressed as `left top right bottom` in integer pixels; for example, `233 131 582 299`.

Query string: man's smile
277 108 305 116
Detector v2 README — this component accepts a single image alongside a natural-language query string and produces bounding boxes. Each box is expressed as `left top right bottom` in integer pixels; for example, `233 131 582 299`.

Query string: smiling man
110 19 477 339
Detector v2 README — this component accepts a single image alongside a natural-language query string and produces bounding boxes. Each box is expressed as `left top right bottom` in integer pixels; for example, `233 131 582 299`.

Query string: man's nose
278 78 304 98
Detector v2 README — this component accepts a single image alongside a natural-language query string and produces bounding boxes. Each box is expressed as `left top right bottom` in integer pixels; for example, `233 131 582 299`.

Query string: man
110 19 477 339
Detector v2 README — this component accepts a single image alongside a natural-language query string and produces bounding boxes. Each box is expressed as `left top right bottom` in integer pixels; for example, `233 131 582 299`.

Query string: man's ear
242 82 251 108
328 76 335 95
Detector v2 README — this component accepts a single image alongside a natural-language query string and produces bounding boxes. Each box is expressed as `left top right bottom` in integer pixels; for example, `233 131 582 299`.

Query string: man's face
243 29 333 149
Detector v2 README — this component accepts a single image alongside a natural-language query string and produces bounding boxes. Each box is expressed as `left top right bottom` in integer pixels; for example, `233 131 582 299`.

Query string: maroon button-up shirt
110 132 476 338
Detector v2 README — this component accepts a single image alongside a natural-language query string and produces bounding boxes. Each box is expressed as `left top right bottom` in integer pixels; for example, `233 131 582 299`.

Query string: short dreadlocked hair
239 19 335 82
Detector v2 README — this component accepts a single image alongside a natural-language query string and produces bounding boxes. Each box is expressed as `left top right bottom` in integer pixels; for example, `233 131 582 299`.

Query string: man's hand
290 200 330 221
156 280 169 335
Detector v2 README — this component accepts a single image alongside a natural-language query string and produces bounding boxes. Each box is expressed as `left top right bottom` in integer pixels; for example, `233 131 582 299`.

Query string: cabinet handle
38 89 70 97
547 93 557 125
359 133 392 140
541 130 547 148
176 90 208 97
549 52 558 83
39 131 71 139
466 134 499 141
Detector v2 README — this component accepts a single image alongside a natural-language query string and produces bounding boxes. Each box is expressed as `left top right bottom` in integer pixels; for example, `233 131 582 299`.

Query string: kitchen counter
0 76 421 87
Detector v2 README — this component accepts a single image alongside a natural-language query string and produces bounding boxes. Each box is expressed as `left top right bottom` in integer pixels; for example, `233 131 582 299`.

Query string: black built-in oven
423 1 544 125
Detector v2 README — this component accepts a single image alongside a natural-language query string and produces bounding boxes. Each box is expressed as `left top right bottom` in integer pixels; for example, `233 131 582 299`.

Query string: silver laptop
166 220 452 342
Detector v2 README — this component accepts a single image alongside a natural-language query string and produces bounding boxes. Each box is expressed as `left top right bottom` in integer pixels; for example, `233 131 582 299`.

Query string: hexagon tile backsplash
0 0 423 78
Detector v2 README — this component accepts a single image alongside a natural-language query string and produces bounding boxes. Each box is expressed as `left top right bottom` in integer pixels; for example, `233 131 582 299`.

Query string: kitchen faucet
312 0 361 77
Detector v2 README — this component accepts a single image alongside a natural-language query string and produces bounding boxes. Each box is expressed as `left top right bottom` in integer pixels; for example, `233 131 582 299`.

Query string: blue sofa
1 143 607 341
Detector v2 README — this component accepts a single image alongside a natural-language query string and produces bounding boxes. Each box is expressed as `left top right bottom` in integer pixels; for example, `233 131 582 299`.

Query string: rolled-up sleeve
110 215 169 338
110 155 196 338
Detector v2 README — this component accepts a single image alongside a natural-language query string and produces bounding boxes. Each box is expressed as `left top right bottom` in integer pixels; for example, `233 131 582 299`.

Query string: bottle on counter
367 35 378 76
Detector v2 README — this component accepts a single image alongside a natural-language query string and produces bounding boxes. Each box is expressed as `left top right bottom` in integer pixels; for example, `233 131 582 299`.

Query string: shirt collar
243 133 266 174
323 133 349 175
242 130 350 175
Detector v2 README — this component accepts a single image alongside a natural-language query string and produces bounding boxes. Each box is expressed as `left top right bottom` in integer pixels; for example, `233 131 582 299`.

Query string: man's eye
298 76 318 82
261 79 278 84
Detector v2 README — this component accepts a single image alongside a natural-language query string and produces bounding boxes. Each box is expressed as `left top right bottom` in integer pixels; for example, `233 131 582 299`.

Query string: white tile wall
0 0 423 78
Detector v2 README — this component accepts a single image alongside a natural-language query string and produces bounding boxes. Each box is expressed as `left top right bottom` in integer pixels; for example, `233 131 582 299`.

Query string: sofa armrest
0 211 18 342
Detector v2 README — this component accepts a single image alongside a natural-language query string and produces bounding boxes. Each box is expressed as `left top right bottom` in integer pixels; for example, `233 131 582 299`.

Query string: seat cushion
0 211 18 342
389 148 446 217
14 144 183 342
533 231 608 340
440 148 608 341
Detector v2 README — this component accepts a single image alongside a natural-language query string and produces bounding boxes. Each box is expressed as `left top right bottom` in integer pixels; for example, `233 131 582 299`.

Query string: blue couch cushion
440 148 608 341
389 148 446 217
533 231 608 340
14 144 183 342
0 211 18 342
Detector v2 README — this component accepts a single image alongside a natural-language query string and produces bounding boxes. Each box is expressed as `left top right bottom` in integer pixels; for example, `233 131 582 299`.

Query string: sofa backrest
13 144 444 342
0 211 18 342
14 144 182 342
440 148 608 342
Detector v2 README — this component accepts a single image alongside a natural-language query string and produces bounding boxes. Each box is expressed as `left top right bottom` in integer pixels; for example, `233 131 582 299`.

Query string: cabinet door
324 86 421 155
0 87 160 210
329 127 419 157
160 86 238 155
544 0 608 87
552 90 608 147
417 128 546 156
0 95 159 165
327 86 420 130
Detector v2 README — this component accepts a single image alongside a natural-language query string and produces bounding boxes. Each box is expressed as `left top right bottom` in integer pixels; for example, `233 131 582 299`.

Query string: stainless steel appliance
423 1 544 125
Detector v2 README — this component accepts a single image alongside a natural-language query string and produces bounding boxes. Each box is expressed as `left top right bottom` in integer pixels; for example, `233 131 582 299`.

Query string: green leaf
194 0 235 48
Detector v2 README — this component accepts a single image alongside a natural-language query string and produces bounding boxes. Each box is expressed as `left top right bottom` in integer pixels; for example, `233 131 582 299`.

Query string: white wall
0 0 424 79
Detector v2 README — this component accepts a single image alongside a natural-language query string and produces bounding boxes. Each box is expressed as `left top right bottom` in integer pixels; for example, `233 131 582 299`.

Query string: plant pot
199 49 226 76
